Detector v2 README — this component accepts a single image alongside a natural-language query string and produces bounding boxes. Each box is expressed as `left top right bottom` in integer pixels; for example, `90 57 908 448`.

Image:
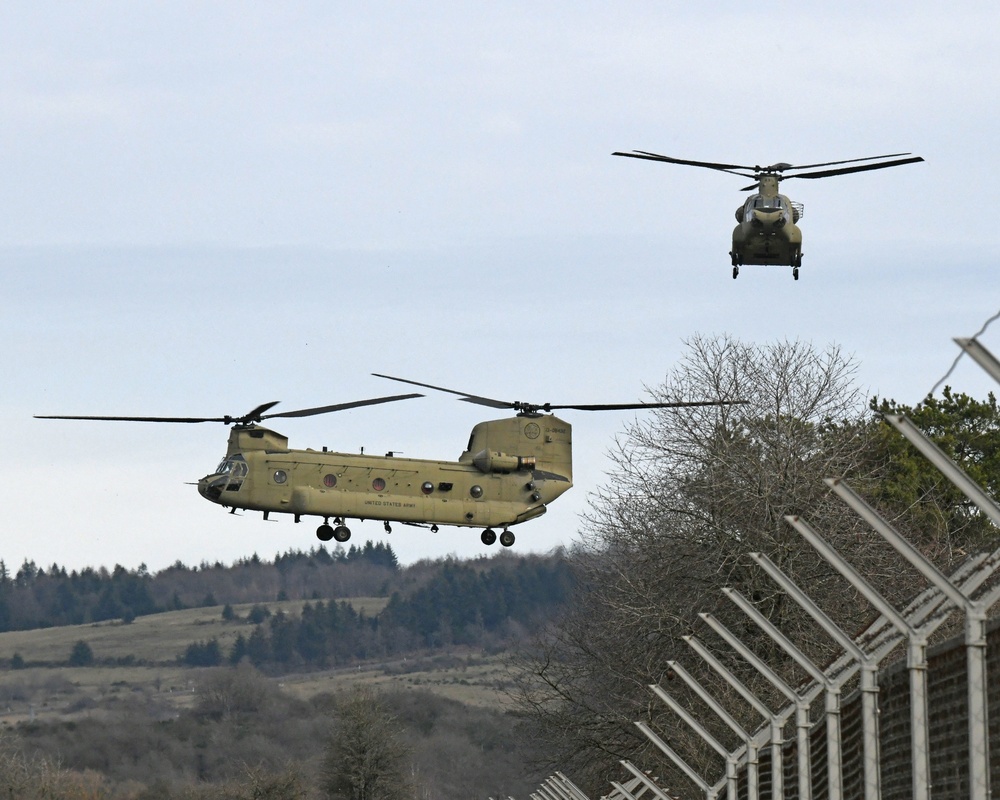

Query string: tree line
0 540 401 632
182 556 574 668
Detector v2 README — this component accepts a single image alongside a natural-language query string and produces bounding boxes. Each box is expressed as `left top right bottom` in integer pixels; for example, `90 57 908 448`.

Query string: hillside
0 545 568 798
0 597 512 728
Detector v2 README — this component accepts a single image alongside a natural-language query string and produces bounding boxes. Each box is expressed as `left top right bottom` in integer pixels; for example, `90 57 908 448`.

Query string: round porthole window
323 474 337 488
273 470 288 485
421 481 434 495
372 477 386 491
470 485 483 498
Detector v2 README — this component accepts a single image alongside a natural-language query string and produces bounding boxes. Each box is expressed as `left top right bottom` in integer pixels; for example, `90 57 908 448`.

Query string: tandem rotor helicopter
37 375 742 548
612 149 924 280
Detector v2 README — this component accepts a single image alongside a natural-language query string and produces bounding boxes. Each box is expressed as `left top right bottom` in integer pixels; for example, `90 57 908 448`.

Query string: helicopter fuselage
197 415 574 545
730 176 803 268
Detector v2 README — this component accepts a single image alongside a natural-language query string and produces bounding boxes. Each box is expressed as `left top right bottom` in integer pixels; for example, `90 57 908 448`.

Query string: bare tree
321 686 413 800
510 336 893 793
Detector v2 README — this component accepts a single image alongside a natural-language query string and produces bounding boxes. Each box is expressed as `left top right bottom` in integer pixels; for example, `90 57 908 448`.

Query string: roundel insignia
524 422 541 439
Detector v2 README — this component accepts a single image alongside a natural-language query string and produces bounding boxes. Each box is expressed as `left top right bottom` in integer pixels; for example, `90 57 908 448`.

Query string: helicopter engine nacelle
472 450 536 474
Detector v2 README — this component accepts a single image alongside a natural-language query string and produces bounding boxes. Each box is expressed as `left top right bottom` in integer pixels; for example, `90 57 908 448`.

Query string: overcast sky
2 2 999 574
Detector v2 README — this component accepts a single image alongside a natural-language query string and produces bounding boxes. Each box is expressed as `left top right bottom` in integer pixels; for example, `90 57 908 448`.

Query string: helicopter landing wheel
316 523 334 542
793 267 799 280
499 529 515 547
481 528 497 546
431 524 439 533
732 265 739 279
333 524 351 543
384 521 392 534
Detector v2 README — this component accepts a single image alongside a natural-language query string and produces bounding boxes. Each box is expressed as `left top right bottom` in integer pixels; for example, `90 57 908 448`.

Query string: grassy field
0 597 389 665
0 598 511 726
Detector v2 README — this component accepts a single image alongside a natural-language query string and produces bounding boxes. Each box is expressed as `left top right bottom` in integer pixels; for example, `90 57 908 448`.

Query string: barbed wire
929 307 1000 396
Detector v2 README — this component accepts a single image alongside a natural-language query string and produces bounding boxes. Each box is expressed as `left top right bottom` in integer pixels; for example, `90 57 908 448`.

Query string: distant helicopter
36 377 742 548
612 150 924 280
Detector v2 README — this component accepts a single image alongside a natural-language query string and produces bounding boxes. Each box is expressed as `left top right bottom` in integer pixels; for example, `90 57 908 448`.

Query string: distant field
0 598 512 726
0 597 389 665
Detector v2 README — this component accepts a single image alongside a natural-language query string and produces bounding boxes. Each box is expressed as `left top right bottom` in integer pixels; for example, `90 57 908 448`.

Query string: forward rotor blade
373 374 512 409
34 413 231 423
612 150 757 178
782 155 924 181
241 401 281 422
263 393 423 419
36 393 423 426
782 152 914 172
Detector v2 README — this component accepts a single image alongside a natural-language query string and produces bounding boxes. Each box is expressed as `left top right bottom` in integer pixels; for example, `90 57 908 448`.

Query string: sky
2 2 999 575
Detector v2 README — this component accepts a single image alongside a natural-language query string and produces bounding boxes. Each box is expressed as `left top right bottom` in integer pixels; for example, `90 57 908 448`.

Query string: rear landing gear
793 267 799 280
732 265 739 279
317 517 351 542
481 528 497 546
499 530 515 547
333 524 351 543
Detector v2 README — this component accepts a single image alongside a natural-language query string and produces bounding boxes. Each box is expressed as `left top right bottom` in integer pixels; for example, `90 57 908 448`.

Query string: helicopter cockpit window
216 455 247 492
744 195 791 223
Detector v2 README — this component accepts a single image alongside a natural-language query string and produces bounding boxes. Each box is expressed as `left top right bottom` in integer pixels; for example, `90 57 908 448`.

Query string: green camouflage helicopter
37 376 742 548
613 150 923 280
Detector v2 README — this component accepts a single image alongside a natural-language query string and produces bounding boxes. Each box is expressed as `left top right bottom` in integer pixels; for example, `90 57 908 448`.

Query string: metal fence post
661 661 761 800
635 720 725 800
648 682 747 800
723 587 846 800
683 633 791 799
749 551 883 800
786 515 938 800
699 613 812 800
827 475 1000 800
619 761 678 800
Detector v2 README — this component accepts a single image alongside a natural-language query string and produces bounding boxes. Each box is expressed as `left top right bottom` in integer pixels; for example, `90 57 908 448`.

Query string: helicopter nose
198 474 225 503
751 208 784 227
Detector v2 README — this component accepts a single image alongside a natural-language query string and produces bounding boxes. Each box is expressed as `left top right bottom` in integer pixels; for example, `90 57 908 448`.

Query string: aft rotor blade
542 399 747 411
782 156 924 181
372 374 512 409
263 393 423 419
612 150 757 178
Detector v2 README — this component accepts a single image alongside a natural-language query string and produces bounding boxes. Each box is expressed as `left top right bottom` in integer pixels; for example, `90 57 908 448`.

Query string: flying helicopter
612 149 924 280
36 377 742 548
